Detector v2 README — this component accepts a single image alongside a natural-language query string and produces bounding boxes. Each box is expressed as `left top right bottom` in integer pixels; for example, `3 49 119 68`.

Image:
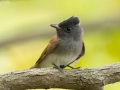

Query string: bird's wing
76 41 85 60
36 35 59 65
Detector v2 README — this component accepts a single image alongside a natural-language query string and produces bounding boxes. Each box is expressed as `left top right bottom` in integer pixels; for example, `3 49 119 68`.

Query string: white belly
39 53 78 67
39 40 82 68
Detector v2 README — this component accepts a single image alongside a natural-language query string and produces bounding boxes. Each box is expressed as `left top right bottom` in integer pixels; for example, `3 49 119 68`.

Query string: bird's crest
59 16 79 27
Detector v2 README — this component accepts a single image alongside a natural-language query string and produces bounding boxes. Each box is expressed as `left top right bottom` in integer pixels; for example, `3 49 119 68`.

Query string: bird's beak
50 24 61 30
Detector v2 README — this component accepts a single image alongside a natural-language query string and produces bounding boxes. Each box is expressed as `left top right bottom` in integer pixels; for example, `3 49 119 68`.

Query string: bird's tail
30 66 35 69
30 63 40 69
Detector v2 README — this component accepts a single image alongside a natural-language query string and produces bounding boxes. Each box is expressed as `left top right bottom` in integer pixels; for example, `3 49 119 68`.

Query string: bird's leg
64 59 81 69
66 65 74 69
66 65 80 69
52 63 64 72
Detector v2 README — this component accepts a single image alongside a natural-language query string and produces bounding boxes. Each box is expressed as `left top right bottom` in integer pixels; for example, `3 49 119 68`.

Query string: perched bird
31 16 85 71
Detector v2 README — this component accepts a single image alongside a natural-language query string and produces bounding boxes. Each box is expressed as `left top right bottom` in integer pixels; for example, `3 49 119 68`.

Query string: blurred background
0 0 120 90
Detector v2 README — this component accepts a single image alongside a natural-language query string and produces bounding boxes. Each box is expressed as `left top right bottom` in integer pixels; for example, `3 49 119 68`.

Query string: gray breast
55 38 82 57
52 38 82 66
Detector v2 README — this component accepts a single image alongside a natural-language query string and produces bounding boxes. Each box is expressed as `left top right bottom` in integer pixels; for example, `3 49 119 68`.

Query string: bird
31 16 85 72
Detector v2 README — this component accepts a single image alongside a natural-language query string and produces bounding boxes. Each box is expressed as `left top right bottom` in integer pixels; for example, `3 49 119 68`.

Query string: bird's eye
66 28 71 32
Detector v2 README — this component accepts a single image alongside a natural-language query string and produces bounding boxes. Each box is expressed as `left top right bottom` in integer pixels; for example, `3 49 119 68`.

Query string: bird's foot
52 63 64 72
67 65 81 69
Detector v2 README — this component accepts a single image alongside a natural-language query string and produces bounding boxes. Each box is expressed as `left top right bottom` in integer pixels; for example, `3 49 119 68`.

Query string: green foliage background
0 0 120 90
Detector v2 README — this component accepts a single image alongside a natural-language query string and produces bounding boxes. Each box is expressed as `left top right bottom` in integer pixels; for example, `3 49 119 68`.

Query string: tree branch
0 63 120 90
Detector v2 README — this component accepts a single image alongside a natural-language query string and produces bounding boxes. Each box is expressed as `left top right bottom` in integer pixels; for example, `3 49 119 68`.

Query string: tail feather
30 66 35 69
30 63 40 69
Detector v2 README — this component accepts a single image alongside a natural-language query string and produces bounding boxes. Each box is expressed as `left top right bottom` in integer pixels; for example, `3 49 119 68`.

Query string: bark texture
0 63 120 90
